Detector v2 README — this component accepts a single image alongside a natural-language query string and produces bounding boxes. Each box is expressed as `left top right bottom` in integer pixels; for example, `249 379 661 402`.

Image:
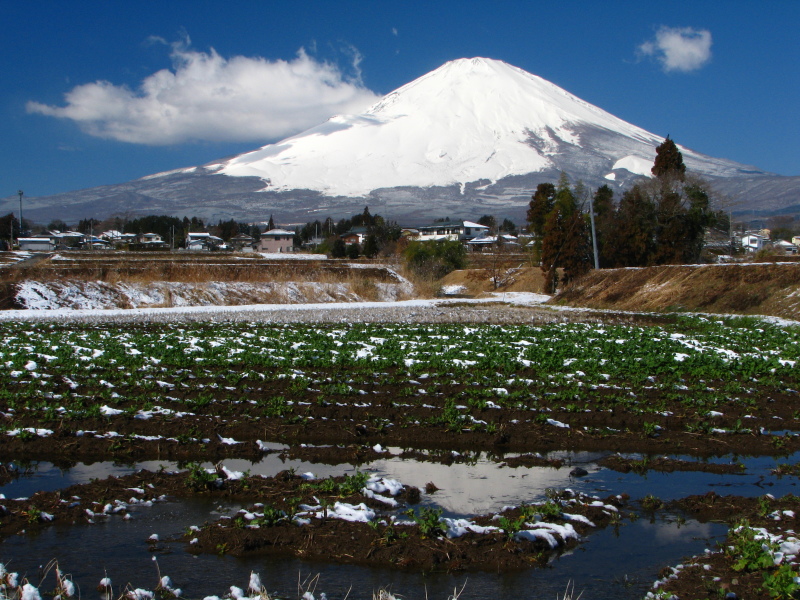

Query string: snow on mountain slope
208 57 749 197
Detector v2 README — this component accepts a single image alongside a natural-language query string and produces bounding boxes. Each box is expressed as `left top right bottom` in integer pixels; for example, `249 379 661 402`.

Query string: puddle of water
1 497 725 600
4 450 799 514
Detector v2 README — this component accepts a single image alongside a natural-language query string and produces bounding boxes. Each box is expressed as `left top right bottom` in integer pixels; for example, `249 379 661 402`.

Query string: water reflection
2 450 799 512
0 498 725 600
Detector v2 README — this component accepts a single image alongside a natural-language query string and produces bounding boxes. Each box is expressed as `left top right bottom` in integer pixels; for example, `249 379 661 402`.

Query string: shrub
403 240 467 280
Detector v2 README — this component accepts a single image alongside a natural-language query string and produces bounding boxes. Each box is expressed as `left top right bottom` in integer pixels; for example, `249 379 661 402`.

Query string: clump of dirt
500 453 564 469
184 486 628 572
554 263 800 319
598 454 745 475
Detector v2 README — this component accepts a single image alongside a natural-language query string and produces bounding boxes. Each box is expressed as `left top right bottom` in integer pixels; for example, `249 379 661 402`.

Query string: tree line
297 207 402 259
528 138 723 292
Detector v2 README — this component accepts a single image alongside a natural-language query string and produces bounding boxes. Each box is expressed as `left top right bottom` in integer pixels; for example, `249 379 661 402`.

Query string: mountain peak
211 58 764 198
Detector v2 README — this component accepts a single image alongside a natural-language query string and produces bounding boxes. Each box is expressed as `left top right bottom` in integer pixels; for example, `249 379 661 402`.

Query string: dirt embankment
553 262 800 319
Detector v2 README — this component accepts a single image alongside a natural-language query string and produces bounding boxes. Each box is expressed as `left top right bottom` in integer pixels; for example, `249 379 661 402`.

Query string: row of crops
1 316 798 443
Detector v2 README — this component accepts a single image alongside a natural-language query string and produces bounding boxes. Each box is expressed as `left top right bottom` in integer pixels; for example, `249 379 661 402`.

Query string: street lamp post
17 190 23 245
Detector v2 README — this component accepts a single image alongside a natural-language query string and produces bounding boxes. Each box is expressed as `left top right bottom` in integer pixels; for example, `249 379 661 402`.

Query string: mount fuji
10 57 799 225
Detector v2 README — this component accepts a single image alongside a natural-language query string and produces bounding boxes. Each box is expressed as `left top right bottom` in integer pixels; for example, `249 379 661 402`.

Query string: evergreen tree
527 183 556 236
362 234 379 258
527 182 556 261
500 218 517 235
331 238 347 258
604 185 657 267
477 215 497 232
592 185 615 267
652 136 686 181
0 213 20 242
346 242 361 259
539 180 592 292
267 214 275 230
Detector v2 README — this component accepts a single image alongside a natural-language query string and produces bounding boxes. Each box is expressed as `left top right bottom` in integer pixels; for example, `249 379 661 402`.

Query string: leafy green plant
642 422 659 437
405 507 445 538
15 429 36 442
762 563 800 599
641 494 663 510
498 516 523 539
727 521 776 572
535 500 562 520
184 462 219 491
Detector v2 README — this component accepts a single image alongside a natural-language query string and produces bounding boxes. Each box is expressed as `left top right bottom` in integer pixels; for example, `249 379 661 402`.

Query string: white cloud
27 40 381 145
638 26 712 73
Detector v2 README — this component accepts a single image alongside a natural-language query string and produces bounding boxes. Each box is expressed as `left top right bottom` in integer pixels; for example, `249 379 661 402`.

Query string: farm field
1 304 800 599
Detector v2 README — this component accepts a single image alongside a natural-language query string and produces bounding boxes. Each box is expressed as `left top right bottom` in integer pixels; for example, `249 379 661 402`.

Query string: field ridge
554 262 800 319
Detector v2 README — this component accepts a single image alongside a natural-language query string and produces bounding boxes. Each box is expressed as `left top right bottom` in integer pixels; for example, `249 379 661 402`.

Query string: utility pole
17 190 23 241
588 191 600 270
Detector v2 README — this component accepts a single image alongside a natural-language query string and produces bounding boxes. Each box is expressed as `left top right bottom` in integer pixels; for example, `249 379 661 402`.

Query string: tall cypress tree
539 179 592 292
651 136 686 181
605 185 657 267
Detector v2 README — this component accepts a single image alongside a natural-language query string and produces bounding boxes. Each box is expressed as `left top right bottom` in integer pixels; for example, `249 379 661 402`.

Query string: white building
416 220 490 242
185 232 223 251
741 234 768 252
17 237 55 252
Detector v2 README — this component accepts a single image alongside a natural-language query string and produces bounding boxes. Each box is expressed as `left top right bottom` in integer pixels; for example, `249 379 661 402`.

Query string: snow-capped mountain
210 57 752 196
7 57 797 225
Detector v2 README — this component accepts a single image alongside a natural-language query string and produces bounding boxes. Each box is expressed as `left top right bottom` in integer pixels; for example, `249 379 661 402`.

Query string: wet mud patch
184 487 628 573
645 492 800 599
598 454 746 475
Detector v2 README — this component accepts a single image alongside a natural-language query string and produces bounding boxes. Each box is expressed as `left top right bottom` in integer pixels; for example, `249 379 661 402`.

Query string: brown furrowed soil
554 262 800 319
3 282 800 596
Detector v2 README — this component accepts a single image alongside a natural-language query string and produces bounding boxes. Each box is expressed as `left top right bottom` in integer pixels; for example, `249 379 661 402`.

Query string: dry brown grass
3 252 415 308
555 263 800 319
440 266 549 296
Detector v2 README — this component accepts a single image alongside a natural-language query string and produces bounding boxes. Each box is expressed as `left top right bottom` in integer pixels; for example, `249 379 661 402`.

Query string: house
17 237 55 252
185 232 223 251
341 226 369 246
775 240 798 254
230 233 255 252
740 234 769 252
791 236 800 247
51 231 86 249
79 236 110 250
416 220 490 242
257 229 295 253
466 233 519 251
100 231 137 248
139 232 163 244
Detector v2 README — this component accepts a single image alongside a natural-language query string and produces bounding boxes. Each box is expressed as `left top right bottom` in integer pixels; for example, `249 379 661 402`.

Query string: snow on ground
12 279 414 311
257 252 327 260
0 292 551 323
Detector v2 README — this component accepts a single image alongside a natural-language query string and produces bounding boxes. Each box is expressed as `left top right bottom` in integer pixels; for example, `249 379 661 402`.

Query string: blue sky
3 1 799 199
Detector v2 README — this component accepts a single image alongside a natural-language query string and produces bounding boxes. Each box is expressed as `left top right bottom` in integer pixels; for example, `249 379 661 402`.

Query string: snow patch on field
13 279 413 310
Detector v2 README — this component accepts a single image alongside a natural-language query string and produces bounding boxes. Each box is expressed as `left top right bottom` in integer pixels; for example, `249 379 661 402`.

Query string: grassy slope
553 262 800 319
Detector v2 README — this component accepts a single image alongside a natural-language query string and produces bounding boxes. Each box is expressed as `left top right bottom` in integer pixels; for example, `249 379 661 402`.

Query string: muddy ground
0 468 626 573
2 302 800 598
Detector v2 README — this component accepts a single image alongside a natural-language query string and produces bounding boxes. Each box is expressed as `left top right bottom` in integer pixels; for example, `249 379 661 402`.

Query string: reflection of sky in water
0 447 737 600
0 497 727 600
4 449 799 515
